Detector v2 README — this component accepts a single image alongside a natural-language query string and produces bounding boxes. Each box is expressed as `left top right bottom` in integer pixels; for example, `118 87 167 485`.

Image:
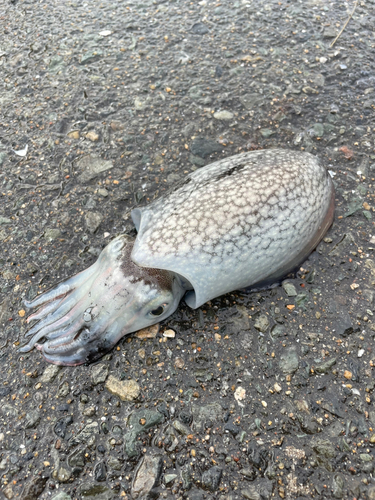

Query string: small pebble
274 382 282 393
67 130 80 139
86 131 99 141
163 329 175 338
174 357 185 369
135 324 159 339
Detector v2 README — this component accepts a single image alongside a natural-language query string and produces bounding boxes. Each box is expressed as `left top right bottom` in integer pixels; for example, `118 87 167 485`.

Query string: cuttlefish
20 149 334 365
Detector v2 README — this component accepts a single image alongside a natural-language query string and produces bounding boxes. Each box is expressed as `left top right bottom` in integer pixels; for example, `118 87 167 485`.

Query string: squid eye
150 305 165 316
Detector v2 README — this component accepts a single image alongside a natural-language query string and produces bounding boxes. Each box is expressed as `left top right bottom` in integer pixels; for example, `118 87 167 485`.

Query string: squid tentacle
20 317 85 352
24 290 88 338
18 234 178 366
24 263 96 309
40 318 86 349
26 296 67 323
40 313 110 350
39 317 124 366
24 293 76 338
23 262 115 339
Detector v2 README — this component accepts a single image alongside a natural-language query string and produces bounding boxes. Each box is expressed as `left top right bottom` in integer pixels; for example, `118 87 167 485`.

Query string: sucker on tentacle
20 149 335 366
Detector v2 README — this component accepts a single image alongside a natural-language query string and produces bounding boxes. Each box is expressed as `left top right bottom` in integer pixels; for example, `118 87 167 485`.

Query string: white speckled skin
132 148 334 308
21 149 334 365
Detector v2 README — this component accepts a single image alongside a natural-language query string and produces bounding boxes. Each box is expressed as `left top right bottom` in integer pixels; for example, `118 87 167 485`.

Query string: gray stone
328 233 354 257
84 196 97 210
172 419 191 436
131 454 162 498
68 448 86 468
49 55 64 72
97 188 108 197
44 228 61 241
82 406 96 417
312 438 336 458
78 482 114 499
164 473 178 484
254 314 269 333
24 410 40 429
58 381 70 398
326 421 344 438
279 347 299 375
239 93 264 110
124 409 164 457
0 152 7 166
40 365 61 383
188 85 212 104
191 402 224 432
362 461 375 473
190 137 221 158
105 376 140 401
0 299 11 326
282 281 297 297
94 462 106 482
22 475 48 500
344 196 364 217
77 155 113 182
213 110 234 120
242 487 260 500
0 217 12 225
332 473 345 499
334 311 356 338
270 324 285 340
295 293 308 307
312 123 324 137
240 332 253 350
191 22 209 35
107 456 122 471
228 305 250 334
242 479 273 500
57 467 71 483
323 27 337 38
320 398 345 419
240 467 257 480
91 363 109 385
299 415 319 435
259 128 275 138
189 154 206 167
76 421 99 444
180 463 193 490
51 493 72 500
80 50 103 65
54 416 73 439
134 97 148 110
85 212 103 234
2 485 13 500
201 466 222 491
194 368 212 382
315 358 336 374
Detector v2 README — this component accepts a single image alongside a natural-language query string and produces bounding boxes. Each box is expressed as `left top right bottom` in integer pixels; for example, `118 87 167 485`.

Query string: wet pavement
1 0 375 498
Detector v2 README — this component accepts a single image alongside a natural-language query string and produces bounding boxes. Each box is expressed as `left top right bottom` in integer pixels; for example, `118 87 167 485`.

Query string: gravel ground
1 0 375 499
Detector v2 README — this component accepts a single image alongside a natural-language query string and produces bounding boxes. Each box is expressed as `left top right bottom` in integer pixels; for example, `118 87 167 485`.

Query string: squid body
20 149 334 365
